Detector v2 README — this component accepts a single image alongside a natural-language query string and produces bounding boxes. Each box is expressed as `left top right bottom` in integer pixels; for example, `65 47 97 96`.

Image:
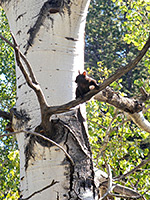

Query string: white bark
129 111 150 133
2 0 91 199
95 90 150 133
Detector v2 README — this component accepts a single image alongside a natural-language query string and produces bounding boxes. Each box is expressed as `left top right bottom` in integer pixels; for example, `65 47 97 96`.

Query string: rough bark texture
94 87 143 114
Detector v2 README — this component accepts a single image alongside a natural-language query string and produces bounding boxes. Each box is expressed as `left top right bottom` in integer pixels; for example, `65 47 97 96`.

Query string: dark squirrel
75 71 99 98
75 71 99 123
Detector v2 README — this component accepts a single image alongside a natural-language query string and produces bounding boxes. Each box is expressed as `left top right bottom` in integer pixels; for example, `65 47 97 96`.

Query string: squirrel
75 71 99 123
75 71 99 99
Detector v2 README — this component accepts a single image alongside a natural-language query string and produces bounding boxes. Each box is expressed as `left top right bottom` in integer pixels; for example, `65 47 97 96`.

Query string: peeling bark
129 111 150 133
94 87 150 133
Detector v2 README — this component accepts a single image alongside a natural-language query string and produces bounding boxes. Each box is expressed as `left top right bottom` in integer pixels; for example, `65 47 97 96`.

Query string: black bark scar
24 0 65 55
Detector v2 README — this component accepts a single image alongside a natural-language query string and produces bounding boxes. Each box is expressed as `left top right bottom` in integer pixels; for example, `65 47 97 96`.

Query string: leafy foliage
0 0 150 199
87 100 150 199
0 7 19 199
86 0 150 199
85 0 149 96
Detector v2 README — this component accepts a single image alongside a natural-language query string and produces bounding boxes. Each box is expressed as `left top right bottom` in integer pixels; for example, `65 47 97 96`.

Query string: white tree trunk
2 0 92 199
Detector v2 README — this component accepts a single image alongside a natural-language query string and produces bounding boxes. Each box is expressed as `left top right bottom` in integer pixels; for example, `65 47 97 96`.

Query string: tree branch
0 130 74 166
114 157 150 181
129 111 150 133
46 34 150 116
20 179 59 200
0 34 38 84
109 192 146 200
0 110 11 120
94 87 143 113
94 87 150 132
0 33 49 123
11 34 48 113
100 181 142 198
99 164 114 200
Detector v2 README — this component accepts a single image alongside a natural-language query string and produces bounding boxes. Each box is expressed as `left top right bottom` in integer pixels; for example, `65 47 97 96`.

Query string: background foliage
85 0 150 199
0 7 19 200
0 0 150 199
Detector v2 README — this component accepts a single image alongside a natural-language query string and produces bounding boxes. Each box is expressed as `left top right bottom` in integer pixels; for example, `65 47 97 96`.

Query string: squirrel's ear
83 71 86 76
78 70 81 74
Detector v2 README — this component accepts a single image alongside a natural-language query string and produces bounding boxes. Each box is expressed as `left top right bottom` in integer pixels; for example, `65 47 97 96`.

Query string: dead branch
0 34 48 122
94 87 150 132
99 164 114 200
96 163 148 199
100 181 141 198
109 192 147 200
94 87 143 114
0 110 11 120
114 157 150 181
11 34 48 113
99 109 118 153
0 34 38 84
129 111 150 132
46 34 150 116
0 130 74 165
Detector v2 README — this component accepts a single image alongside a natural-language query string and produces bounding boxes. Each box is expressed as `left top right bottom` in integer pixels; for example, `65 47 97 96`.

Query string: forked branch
1 33 150 126
46 34 150 116
0 34 48 121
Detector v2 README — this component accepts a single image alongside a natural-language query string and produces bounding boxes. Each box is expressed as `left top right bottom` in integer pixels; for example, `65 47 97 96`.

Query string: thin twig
0 130 74 165
99 109 118 153
87 119 107 130
0 131 21 138
25 130 74 165
114 157 150 181
0 34 48 116
20 179 59 200
0 34 38 84
0 110 11 120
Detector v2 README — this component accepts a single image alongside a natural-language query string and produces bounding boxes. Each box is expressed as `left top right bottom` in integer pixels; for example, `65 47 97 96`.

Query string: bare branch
0 34 48 117
95 87 150 132
0 130 74 165
109 192 147 200
99 164 114 200
100 181 142 198
0 110 11 120
0 34 38 84
94 87 143 114
114 157 150 181
129 111 150 133
99 109 118 153
47 34 150 116
20 179 59 200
